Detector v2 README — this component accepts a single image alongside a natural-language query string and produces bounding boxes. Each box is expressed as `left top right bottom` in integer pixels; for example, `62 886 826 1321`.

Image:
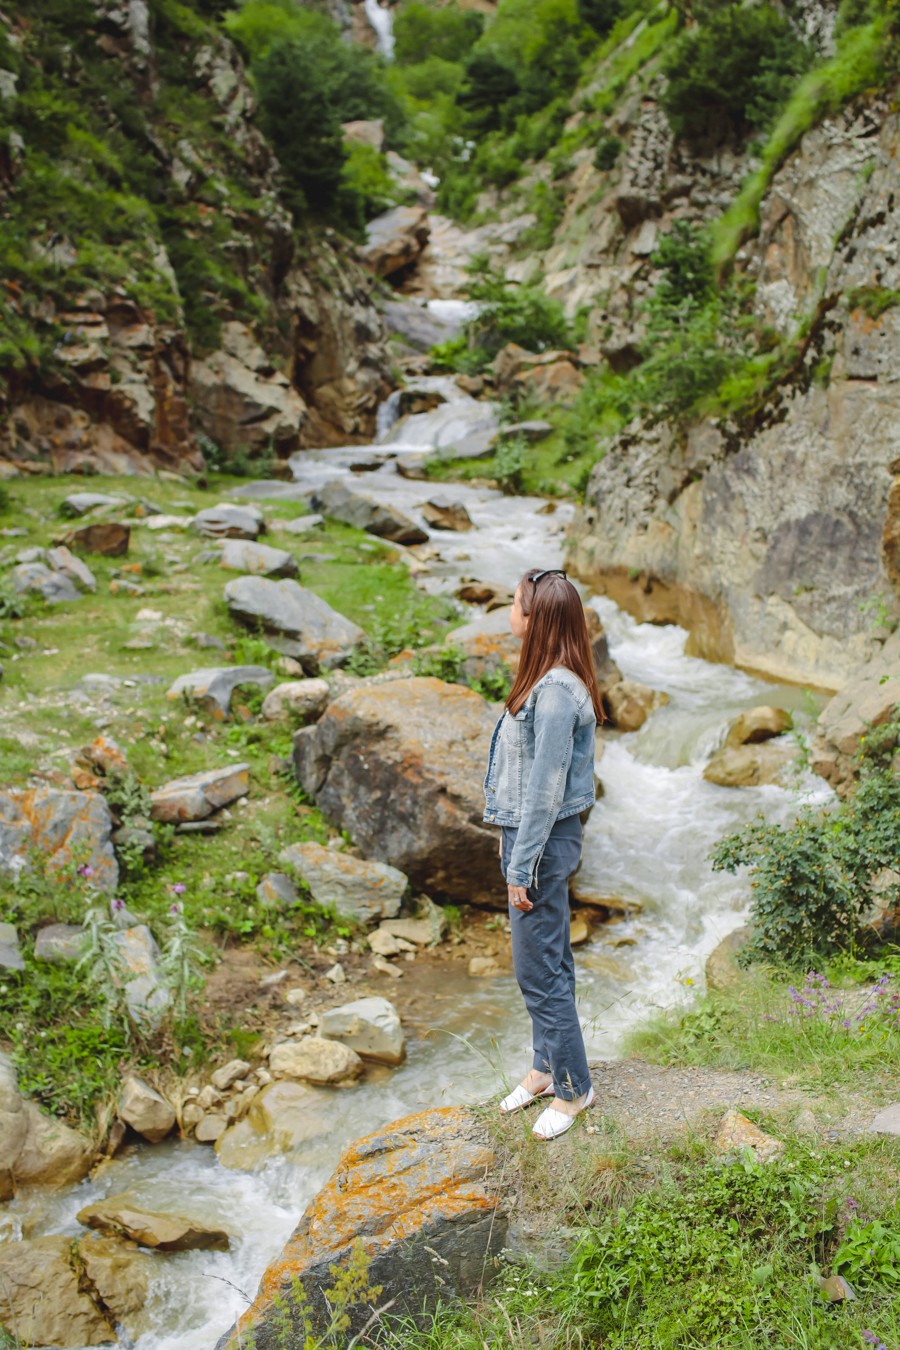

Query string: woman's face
509 586 529 639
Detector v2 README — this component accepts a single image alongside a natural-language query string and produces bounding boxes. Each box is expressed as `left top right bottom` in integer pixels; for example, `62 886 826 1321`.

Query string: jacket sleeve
505 683 577 889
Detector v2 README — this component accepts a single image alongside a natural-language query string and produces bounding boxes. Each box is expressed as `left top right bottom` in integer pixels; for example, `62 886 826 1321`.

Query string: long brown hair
506 570 605 720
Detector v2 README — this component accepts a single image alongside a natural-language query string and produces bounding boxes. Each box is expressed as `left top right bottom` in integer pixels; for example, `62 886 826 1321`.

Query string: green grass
712 18 889 267
627 963 900 1102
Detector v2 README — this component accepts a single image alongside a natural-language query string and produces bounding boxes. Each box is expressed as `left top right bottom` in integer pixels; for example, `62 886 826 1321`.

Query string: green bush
710 721 900 966
661 2 812 140
593 131 623 169
466 258 572 356
393 1 483 65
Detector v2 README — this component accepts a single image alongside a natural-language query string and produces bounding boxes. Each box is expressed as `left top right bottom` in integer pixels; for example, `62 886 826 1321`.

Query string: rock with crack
225 576 364 672
214 1106 506 1347
46 545 97 591
313 479 428 545
77 1192 231 1251
150 763 250 822
279 841 407 924
358 204 430 279
293 677 500 906
166 666 274 719
0 1235 116 1347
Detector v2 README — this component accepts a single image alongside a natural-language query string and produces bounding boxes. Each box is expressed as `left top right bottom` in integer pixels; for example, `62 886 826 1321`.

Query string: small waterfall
376 388 403 441
363 0 394 58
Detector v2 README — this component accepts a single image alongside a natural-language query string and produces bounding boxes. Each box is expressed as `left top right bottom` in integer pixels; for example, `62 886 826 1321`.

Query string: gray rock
15 546 48 564
256 872 298 907
60 492 128 517
0 786 118 892
811 630 900 794
313 480 428 545
108 925 169 1027
150 763 250 822
217 539 299 578
166 666 274 719
498 420 553 442
34 923 84 964
11 561 81 603
117 1075 176 1142
279 841 407 924
277 514 324 535
260 678 330 722
359 204 430 279
382 297 460 352
224 576 364 673
44 545 94 594
867 1103 900 1136
193 504 264 540
0 921 23 971
319 996 405 1065
293 677 500 906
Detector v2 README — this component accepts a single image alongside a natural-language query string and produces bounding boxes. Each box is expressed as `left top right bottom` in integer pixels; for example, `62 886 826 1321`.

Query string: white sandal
532 1086 595 1140
499 1080 555 1115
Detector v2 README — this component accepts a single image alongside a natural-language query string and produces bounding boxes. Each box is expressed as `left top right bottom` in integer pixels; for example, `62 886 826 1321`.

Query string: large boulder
726 706 793 746
12 1100 94 1189
77 1232 152 1321
318 996 405 1065
225 576 364 672
292 677 499 906
215 1106 506 1348
358 205 430 279
279 841 406 924
0 787 118 892
313 479 428 545
0 1236 115 1347
77 1193 231 1251
215 1080 333 1171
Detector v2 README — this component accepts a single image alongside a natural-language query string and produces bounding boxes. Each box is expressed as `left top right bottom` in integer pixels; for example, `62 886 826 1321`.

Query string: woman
483 568 604 1140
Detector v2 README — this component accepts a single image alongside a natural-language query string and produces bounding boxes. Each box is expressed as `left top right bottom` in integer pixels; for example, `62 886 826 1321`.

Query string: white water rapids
9 388 832 1348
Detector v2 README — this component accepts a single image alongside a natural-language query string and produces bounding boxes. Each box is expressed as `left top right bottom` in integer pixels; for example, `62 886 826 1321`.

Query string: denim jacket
483 667 596 888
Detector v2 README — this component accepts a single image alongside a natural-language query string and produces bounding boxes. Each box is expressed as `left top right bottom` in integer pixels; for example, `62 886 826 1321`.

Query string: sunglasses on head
528 569 567 592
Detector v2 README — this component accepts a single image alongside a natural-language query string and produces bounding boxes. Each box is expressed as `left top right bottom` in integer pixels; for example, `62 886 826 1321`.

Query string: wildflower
77 863 94 879
111 899 125 912
169 903 181 916
172 882 186 895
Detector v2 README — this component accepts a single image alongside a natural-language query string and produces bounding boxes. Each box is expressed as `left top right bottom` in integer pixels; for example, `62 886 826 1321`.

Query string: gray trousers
501 814 591 1100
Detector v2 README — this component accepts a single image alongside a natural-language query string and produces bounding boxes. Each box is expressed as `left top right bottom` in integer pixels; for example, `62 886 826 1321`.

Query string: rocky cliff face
0 2 392 479
564 99 900 691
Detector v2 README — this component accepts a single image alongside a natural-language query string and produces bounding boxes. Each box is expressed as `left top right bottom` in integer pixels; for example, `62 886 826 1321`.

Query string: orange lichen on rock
218 1105 506 1349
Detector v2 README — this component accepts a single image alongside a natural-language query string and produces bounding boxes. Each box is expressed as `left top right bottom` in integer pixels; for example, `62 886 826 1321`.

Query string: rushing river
8 390 832 1348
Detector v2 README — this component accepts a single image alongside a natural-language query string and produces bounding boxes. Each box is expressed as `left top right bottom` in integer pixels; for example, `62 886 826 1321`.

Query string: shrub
465 258 572 356
661 1 812 141
393 1 483 65
593 131 623 170
710 723 900 966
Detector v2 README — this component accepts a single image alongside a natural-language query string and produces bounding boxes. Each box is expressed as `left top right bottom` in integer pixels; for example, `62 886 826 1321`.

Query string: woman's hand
508 885 532 912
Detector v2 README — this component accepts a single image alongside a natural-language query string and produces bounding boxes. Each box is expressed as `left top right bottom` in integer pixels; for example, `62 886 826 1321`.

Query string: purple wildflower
169 903 181 916
111 898 125 912
172 882 186 895
77 863 94 879
862 1334 886 1350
